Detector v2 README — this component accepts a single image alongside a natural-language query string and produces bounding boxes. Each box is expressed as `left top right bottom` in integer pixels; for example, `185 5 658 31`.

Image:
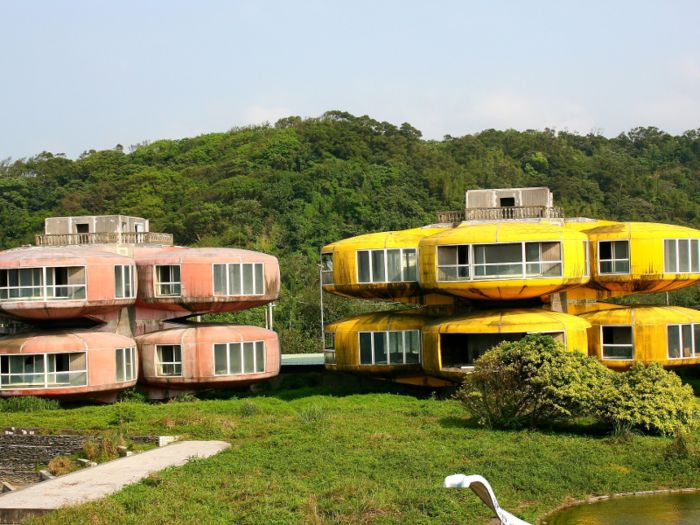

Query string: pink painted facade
136 323 280 398
135 248 280 315
0 247 136 320
0 330 137 402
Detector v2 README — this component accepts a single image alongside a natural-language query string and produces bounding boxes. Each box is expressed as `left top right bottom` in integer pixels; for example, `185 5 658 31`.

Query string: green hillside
2 111 700 351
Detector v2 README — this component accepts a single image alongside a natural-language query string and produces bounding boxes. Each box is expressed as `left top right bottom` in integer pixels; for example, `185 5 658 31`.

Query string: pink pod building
135 248 280 316
0 247 137 321
0 329 138 402
135 323 281 399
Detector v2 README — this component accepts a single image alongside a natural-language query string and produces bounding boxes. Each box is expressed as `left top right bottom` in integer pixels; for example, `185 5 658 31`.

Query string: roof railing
436 206 565 224
35 232 174 246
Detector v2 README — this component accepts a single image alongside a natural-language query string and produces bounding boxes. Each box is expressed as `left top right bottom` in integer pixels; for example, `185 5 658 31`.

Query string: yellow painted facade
421 309 591 382
418 223 590 301
320 227 453 304
582 222 700 293
579 305 700 370
324 310 451 386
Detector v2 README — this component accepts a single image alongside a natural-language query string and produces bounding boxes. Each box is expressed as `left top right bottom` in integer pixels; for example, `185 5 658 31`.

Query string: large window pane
213 265 226 295
389 332 404 364
668 326 681 359
242 264 254 295
485 244 522 264
438 246 457 266
116 348 124 382
680 240 691 273
692 240 700 273
373 332 387 365
359 333 373 365
387 250 402 282
683 324 693 357
229 343 242 374
357 251 371 283
229 264 241 295
599 241 613 260
255 341 265 373
115 266 124 298
614 241 628 260
371 251 385 282
695 324 700 356
214 344 228 374
405 331 420 364
525 243 540 262
403 249 417 281
254 264 264 294
602 326 633 359
243 342 255 373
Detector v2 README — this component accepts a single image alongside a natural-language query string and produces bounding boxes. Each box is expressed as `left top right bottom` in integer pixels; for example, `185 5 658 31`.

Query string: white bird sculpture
443 474 532 525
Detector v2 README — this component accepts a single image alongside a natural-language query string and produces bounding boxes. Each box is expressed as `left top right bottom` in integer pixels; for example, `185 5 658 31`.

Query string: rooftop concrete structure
0 440 230 524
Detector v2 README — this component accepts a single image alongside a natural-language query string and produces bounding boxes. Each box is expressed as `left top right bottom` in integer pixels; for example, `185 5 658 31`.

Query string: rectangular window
0 267 86 302
668 325 695 359
155 266 181 297
214 341 265 375
356 249 418 283
45 267 87 300
156 345 182 376
584 241 590 277
599 241 630 275
324 330 337 365
212 263 265 296
116 347 137 382
114 265 136 299
358 330 421 365
601 326 634 359
0 352 87 389
437 245 469 281
321 253 334 285
664 239 700 274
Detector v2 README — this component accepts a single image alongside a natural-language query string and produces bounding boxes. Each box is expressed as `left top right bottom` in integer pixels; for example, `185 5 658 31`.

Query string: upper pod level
0 247 137 320
136 248 280 315
320 228 447 303
418 223 590 301
580 305 700 370
582 222 700 293
36 215 174 247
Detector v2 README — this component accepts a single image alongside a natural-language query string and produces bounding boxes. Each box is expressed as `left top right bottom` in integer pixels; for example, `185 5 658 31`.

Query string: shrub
239 400 259 418
47 456 77 476
455 335 609 429
593 362 699 436
0 396 60 413
116 386 150 404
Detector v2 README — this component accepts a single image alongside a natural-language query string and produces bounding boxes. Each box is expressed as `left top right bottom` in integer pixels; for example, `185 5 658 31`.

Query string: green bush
593 362 699 436
0 396 61 413
455 335 699 435
454 335 608 429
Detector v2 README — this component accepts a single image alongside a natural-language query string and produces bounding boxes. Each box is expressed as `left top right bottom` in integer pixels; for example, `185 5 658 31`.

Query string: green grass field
3 384 700 525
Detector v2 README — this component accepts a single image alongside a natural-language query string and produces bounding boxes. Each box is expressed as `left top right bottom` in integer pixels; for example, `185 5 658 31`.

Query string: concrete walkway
0 440 230 524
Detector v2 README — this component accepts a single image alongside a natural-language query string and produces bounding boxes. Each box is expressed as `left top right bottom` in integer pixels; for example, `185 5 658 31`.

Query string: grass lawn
2 383 700 525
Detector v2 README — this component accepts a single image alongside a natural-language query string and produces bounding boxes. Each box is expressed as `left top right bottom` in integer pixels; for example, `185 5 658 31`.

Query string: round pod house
320 227 449 304
136 323 280 398
582 222 700 294
418 222 590 302
324 310 450 387
0 247 137 320
0 330 138 402
579 305 700 370
136 248 280 316
421 309 591 382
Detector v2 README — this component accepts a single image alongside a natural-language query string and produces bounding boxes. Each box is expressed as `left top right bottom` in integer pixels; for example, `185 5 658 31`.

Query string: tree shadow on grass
437 415 613 438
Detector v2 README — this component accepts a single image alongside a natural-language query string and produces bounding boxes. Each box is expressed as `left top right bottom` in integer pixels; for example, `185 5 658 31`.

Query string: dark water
545 492 700 525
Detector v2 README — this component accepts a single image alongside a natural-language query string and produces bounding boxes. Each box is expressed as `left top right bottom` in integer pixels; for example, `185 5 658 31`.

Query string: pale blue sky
1 1 699 160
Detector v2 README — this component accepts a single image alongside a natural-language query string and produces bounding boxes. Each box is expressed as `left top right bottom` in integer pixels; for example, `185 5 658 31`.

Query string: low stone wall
0 471 41 486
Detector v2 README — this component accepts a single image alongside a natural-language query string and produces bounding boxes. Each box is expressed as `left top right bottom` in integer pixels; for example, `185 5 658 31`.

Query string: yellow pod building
323 309 450 386
417 222 590 301
320 227 449 304
421 309 591 382
579 305 700 370
582 222 700 294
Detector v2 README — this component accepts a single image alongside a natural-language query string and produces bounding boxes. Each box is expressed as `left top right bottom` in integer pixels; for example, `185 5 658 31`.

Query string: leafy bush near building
456 335 699 435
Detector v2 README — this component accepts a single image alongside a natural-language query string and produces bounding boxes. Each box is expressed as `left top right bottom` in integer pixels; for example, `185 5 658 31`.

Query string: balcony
35 232 174 246
436 206 565 224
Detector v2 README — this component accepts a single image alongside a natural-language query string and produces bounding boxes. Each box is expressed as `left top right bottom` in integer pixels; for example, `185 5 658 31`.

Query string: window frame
212 340 266 376
667 324 698 360
0 351 88 389
323 331 336 365
155 344 183 377
115 346 138 383
584 240 590 278
357 330 421 366
356 248 418 284
600 325 634 360
321 253 335 285
212 262 265 297
598 240 631 276
664 238 700 274
154 264 182 298
0 265 88 303
114 265 137 299
436 241 564 282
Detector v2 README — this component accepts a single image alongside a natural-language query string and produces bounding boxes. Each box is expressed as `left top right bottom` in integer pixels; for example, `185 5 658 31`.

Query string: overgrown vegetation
0 395 60 413
3 113 700 351
3 387 700 524
456 335 699 435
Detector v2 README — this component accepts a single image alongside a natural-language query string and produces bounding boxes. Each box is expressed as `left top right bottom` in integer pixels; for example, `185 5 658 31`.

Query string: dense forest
2 111 700 352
